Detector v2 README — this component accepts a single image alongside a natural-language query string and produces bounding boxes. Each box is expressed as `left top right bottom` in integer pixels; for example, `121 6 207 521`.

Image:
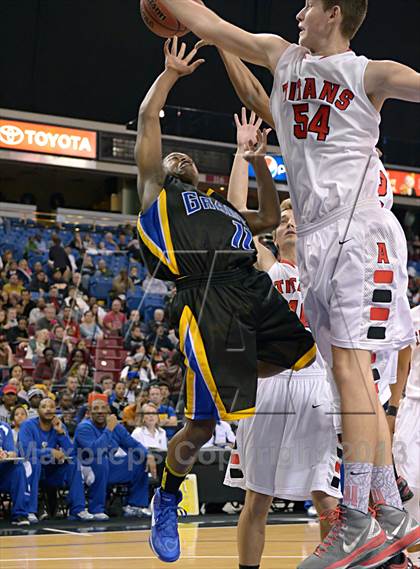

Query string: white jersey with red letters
270 45 381 227
378 161 394 211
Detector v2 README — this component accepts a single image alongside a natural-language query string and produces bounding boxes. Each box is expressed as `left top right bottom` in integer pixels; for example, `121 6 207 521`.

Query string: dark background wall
1 1 419 151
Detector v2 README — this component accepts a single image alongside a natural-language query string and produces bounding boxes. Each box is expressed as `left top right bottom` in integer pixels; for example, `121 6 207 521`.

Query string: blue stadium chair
126 287 145 313
89 277 113 303
143 293 166 322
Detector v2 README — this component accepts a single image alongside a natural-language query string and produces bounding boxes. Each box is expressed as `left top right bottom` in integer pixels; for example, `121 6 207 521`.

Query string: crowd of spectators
0 219 197 525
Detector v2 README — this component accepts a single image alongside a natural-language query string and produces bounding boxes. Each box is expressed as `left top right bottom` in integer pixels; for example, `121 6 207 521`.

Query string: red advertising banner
387 168 420 198
0 119 97 159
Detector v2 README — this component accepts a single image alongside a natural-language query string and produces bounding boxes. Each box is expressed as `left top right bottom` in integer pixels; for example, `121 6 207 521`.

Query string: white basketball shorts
224 370 343 501
297 201 414 367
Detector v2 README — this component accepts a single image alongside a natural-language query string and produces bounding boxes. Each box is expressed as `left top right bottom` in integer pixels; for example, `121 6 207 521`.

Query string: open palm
234 107 263 149
164 36 205 77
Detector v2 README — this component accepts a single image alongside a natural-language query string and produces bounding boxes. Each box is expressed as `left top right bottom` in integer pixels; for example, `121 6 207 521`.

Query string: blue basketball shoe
149 488 184 563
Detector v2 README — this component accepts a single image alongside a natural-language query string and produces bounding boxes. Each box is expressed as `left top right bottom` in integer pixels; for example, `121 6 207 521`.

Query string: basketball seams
141 0 187 35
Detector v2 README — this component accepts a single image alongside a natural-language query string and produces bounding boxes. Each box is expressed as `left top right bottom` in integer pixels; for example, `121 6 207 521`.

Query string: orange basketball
140 0 190 38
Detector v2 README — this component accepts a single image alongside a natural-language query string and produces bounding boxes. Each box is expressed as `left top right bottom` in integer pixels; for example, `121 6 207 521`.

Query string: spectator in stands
103 299 126 335
100 375 115 401
145 308 167 335
104 232 119 251
163 351 183 401
123 373 142 404
50 325 73 361
148 385 177 440
6 316 29 352
117 233 128 251
33 347 62 383
80 310 103 340
64 284 89 316
122 390 148 429
82 233 96 250
29 270 50 293
21 376 34 401
3 272 25 296
8 363 24 388
71 231 84 253
147 325 175 352
202 420 236 449
19 397 94 522
29 298 46 325
90 301 106 326
10 404 29 446
62 409 77 439
80 255 95 292
56 391 76 415
26 329 50 362
50 268 68 291
0 385 19 423
16 259 32 286
112 269 134 299
75 363 94 399
0 335 14 372
48 235 71 279
58 306 80 340
110 382 129 420
159 382 176 408
124 324 145 352
95 259 113 278
64 246 78 273
20 289 36 319
142 273 169 296
129 266 142 286
65 348 88 376
36 304 57 331
0 309 7 331
74 396 153 520
26 387 44 418
131 403 168 451
0 420 30 525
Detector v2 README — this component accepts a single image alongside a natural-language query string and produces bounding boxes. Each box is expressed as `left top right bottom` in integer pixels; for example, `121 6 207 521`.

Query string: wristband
386 405 398 417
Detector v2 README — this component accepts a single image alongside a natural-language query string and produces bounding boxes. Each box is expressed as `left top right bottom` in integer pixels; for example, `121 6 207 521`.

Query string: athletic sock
161 459 190 496
370 465 403 509
343 462 373 513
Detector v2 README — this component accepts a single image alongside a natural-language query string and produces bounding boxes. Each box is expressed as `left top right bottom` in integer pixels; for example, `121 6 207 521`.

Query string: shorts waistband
297 199 380 237
175 267 250 291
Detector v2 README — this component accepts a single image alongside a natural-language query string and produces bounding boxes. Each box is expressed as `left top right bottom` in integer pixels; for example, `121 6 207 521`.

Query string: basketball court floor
0 514 319 568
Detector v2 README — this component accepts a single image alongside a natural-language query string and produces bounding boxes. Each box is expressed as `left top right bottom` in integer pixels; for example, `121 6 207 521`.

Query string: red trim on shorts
370 307 390 321
373 270 394 284
231 453 240 465
371 353 377 364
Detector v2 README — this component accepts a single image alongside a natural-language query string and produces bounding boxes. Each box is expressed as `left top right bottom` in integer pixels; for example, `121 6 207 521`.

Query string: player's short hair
280 198 293 213
321 0 368 39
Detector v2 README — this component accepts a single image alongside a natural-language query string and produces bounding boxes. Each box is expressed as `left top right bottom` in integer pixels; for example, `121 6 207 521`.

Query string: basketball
140 0 190 38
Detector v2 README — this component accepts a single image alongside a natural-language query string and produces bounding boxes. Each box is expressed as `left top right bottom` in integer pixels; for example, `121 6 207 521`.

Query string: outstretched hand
243 128 272 163
164 36 205 77
234 107 263 150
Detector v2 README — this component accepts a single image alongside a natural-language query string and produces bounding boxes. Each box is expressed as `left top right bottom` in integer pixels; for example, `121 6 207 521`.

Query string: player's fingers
241 106 247 126
255 117 263 130
234 113 241 129
164 38 171 56
184 48 198 63
190 59 205 72
264 128 272 137
171 36 178 55
194 39 210 50
178 41 187 59
250 110 256 125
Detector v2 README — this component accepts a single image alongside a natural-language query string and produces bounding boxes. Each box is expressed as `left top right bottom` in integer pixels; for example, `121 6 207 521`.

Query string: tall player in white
158 1 420 567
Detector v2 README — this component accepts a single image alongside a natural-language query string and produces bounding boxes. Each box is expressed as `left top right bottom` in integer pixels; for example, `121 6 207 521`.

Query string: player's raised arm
135 37 205 211
159 0 289 71
215 46 274 128
366 60 420 110
227 108 261 212
229 114 280 235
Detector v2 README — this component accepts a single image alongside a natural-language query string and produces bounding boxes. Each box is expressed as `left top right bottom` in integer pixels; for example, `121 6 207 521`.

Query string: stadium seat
89 277 113 303
143 293 166 322
126 287 145 313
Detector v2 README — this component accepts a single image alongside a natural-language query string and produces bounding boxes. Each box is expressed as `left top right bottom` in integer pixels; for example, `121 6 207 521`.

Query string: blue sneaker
149 488 183 563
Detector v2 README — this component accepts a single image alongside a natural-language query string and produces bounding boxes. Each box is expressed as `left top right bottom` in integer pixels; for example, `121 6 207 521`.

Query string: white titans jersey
268 259 325 372
270 45 381 227
378 161 394 210
406 305 420 400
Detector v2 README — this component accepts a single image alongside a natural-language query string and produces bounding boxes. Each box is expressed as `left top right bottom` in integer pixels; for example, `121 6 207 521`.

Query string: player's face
163 153 200 187
90 400 109 427
274 209 297 251
296 0 330 51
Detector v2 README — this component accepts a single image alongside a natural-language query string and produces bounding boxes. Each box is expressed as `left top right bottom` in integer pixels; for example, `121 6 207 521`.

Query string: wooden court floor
0 522 320 569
